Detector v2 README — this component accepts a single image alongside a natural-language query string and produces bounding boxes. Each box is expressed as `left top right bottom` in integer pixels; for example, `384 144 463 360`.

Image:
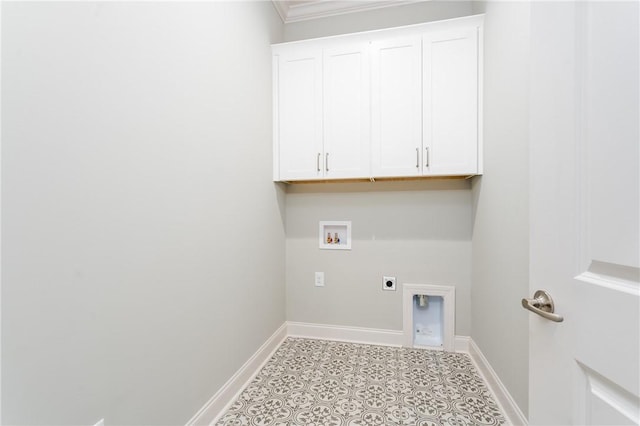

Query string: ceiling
272 0 421 23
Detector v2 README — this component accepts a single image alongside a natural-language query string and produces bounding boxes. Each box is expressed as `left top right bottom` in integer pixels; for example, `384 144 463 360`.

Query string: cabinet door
423 28 479 176
276 48 323 181
323 43 371 179
371 36 422 178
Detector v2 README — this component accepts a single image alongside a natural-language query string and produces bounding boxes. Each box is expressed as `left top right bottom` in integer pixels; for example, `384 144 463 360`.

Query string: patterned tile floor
215 338 505 426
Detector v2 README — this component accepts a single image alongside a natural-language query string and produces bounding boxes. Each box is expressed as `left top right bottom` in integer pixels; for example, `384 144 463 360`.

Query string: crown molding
272 0 422 23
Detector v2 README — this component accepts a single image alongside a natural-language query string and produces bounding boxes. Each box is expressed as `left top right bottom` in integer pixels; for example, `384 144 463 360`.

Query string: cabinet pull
326 153 329 172
425 147 430 168
317 153 321 172
416 148 419 168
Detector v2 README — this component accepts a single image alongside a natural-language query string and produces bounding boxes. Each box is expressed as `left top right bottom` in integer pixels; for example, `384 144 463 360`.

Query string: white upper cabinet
370 37 422 177
423 27 479 176
274 42 370 181
275 47 323 181
273 15 483 182
323 42 371 179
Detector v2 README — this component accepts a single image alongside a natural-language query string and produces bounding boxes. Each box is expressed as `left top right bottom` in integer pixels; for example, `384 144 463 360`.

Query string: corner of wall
469 0 531 418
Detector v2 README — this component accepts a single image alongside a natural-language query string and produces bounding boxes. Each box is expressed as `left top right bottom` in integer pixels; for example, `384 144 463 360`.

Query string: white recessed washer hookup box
403 283 455 351
319 221 351 250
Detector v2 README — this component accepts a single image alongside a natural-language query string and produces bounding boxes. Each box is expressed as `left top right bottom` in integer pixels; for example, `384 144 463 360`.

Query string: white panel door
277 48 323 181
371 36 422 178
323 42 370 179
423 28 478 176
528 2 639 425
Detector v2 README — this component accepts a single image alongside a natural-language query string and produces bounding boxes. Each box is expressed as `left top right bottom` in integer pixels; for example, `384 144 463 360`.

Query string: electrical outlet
315 272 325 287
382 276 396 291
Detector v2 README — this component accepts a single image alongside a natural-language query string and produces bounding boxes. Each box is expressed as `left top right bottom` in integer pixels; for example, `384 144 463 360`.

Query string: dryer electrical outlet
382 276 396 291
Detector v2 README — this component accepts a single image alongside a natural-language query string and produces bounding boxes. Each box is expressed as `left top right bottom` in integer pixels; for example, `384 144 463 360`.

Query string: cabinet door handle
317 153 321 172
326 153 329 172
425 147 430 168
416 148 419 169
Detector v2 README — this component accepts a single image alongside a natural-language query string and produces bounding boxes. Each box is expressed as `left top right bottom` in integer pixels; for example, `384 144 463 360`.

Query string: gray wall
1 2 284 425
283 1 477 336
470 1 531 417
286 181 472 334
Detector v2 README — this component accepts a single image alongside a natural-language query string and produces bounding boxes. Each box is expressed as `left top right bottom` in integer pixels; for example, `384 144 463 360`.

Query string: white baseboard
185 323 288 426
468 338 528 426
288 321 473 354
287 321 404 347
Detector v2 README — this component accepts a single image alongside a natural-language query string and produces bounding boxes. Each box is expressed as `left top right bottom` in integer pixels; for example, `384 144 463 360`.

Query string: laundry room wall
1 2 285 424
